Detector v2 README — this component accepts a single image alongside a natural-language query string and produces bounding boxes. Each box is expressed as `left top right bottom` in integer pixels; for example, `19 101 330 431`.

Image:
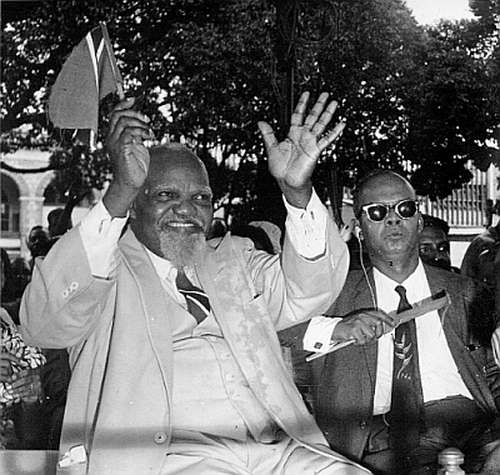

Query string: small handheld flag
48 22 124 149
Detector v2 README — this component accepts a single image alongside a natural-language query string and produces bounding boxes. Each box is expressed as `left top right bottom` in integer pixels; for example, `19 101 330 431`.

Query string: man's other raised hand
258 92 345 209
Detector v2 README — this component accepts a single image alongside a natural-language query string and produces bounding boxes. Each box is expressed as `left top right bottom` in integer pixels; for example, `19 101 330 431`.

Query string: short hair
352 169 414 217
28 225 48 239
150 143 202 163
148 143 208 177
421 214 450 235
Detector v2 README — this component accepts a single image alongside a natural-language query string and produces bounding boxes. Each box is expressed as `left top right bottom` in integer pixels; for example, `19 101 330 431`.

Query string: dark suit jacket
279 263 500 462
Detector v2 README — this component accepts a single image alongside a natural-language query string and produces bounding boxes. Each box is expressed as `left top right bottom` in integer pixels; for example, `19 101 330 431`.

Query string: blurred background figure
47 207 72 241
231 223 276 254
26 226 51 270
419 214 459 273
1 247 70 451
249 220 282 254
1 248 46 449
461 220 500 290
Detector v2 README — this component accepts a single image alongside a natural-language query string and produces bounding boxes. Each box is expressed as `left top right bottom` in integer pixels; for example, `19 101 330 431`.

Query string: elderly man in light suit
21 92 369 474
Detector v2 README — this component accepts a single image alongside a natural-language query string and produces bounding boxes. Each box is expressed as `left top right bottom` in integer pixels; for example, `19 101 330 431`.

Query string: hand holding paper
306 290 451 361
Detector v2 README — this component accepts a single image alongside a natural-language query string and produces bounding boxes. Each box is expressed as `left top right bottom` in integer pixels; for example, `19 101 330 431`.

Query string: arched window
1 174 20 235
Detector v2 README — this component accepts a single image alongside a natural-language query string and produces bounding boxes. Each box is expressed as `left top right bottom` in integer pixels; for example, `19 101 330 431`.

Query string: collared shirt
372 260 472 415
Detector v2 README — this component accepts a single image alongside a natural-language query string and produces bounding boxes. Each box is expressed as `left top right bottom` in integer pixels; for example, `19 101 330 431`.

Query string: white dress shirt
371 261 472 415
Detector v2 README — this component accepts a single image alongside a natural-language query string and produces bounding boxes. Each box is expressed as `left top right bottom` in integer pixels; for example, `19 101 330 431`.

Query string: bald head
147 143 209 182
353 170 415 218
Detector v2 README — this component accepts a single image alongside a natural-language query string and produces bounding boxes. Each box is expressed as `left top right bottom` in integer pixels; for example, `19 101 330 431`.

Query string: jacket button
153 431 167 444
360 421 367 430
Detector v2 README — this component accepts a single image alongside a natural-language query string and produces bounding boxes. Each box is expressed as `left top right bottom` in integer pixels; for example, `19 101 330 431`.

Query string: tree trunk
254 0 299 229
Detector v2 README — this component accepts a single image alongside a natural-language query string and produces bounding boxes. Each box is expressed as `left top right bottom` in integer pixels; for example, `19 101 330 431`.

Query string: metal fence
417 168 488 228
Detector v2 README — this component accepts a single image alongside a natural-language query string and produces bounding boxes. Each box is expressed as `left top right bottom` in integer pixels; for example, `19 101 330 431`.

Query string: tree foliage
1 0 499 220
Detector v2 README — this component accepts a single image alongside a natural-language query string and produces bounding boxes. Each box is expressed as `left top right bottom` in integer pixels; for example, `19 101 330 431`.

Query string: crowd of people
1 92 500 474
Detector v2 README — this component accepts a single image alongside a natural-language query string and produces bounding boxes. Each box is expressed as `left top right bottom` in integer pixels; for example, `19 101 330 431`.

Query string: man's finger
364 310 396 327
111 117 151 145
317 121 346 152
119 126 153 145
109 109 150 138
258 121 278 152
311 99 338 136
290 91 310 127
304 92 329 129
112 97 135 113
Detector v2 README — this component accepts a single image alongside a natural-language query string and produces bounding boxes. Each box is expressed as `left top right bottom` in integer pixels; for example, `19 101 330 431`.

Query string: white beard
158 229 207 268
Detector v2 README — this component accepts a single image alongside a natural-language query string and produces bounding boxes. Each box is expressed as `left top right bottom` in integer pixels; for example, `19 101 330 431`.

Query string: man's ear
417 214 424 232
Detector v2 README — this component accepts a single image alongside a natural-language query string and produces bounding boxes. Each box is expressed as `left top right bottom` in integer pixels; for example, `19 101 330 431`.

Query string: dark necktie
390 285 424 462
176 269 211 324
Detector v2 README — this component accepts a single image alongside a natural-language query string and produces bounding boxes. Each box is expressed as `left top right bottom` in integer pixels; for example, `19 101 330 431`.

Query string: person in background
418 214 459 273
1 248 46 449
230 223 276 254
26 226 51 270
19 224 71 450
47 208 72 241
461 220 500 290
249 220 283 254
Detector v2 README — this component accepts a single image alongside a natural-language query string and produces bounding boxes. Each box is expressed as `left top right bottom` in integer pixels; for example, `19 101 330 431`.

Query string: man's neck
370 252 419 284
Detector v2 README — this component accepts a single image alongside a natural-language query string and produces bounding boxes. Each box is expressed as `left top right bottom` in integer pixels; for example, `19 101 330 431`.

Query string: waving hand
258 92 345 208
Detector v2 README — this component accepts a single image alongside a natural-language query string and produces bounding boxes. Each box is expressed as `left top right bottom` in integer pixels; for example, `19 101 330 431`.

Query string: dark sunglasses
359 199 419 223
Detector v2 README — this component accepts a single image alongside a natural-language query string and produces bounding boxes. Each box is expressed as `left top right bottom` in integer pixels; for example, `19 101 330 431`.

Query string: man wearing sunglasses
280 170 500 474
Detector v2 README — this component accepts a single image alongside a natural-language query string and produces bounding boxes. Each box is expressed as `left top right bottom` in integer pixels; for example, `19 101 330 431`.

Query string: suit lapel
119 230 175 396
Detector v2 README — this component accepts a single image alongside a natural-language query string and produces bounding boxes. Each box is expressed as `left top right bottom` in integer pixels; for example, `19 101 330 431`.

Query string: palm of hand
259 92 344 196
267 125 320 188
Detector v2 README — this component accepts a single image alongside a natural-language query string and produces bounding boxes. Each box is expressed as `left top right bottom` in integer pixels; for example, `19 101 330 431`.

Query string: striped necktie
175 269 211 324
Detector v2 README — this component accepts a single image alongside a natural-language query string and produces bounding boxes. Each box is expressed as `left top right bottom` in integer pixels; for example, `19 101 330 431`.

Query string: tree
406 20 498 198
2 0 498 222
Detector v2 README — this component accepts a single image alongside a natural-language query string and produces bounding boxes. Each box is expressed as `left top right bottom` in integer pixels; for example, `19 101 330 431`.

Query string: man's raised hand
104 97 154 217
258 91 345 208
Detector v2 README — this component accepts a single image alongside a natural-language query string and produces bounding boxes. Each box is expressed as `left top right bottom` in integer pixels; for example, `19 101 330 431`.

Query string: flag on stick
48 22 124 149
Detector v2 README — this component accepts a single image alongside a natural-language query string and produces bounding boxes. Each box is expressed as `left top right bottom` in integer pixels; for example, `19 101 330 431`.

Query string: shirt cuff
303 316 342 352
283 189 328 259
79 200 128 278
